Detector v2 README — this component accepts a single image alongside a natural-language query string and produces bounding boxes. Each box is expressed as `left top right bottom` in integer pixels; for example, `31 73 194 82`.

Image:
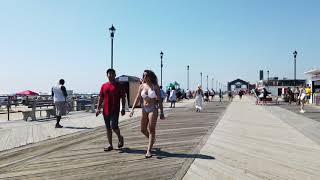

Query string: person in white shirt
159 86 166 102
299 85 306 113
169 86 177 108
52 79 68 128
194 85 204 112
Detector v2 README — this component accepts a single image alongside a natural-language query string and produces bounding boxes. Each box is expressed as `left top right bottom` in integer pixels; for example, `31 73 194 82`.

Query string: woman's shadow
118 147 215 160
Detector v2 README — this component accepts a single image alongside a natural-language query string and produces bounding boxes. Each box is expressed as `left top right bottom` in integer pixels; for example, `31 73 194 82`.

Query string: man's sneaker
55 124 63 128
300 110 305 113
104 146 113 151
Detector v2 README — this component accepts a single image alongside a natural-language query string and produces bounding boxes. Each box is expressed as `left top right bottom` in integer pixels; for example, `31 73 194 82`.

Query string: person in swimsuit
130 70 165 158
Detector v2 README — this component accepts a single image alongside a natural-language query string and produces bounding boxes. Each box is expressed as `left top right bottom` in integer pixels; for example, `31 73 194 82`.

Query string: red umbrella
16 90 39 96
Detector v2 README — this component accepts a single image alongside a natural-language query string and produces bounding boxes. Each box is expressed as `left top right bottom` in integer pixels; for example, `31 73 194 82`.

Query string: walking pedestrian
228 91 233 101
219 89 223 102
294 87 300 105
52 79 68 128
96 69 126 151
287 87 294 104
159 86 166 102
169 86 177 108
130 70 165 158
299 85 307 113
210 88 215 102
194 85 204 112
306 84 311 104
238 90 244 100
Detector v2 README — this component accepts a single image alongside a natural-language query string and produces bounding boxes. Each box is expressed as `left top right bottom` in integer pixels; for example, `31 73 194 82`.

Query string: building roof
116 75 141 82
304 69 320 75
228 79 249 85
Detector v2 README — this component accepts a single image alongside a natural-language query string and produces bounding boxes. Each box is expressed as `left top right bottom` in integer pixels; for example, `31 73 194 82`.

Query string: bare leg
140 111 149 138
112 128 122 140
106 128 112 146
146 110 158 155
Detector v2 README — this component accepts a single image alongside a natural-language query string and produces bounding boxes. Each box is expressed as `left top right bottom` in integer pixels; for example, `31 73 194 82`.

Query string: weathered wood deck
278 102 320 122
0 101 229 180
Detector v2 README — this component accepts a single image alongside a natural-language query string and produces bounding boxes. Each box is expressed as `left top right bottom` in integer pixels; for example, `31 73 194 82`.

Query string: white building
304 69 320 105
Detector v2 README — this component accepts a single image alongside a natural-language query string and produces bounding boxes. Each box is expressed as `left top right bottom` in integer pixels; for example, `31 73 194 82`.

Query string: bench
22 100 56 121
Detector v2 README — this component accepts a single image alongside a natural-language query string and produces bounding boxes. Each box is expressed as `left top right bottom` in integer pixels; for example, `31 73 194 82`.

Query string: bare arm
96 95 103 111
121 95 126 110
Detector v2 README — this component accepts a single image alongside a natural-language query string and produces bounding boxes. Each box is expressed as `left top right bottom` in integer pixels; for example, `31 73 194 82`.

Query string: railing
0 95 99 121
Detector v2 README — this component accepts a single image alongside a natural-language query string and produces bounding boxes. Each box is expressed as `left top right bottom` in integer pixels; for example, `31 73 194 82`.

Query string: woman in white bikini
130 70 165 158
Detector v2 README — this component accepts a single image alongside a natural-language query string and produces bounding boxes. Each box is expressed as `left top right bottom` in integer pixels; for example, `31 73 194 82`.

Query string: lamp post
200 72 203 87
267 70 269 87
160 51 164 86
293 50 297 86
206 75 208 90
109 24 116 69
187 65 189 89
216 81 218 92
212 78 214 89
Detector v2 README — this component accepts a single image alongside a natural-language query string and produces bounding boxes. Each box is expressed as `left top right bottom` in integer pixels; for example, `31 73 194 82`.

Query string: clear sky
0 0 319 94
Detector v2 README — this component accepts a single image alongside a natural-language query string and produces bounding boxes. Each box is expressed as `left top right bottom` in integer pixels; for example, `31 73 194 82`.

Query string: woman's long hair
143 70 158 85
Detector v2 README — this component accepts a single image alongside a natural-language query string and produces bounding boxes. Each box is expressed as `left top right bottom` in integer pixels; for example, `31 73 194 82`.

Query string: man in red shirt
96 69 126 151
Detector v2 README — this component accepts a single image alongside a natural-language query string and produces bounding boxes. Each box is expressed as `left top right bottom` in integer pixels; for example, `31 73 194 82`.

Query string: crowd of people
251 84 311 113
285 85 311 113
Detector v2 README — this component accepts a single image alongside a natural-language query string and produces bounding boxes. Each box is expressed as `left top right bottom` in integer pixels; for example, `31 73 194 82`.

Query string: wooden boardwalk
184 96 320 180
0 101 229 180
0 101 191 152
277 102 320 122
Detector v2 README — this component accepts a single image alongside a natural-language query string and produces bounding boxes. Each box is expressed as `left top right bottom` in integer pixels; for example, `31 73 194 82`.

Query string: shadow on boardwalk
0 101 229 180
119 147 215 160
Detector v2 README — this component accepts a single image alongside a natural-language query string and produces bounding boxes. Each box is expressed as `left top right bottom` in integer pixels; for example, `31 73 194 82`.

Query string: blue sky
0 0 319 94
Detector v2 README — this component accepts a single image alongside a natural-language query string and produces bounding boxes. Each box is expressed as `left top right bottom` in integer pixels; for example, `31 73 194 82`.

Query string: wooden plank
0 101 229 180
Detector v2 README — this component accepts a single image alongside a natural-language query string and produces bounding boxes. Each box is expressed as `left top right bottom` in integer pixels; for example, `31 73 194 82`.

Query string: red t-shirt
99 81 125 116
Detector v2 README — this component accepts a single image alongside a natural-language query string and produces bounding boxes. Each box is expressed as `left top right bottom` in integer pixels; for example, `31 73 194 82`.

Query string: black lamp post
200 72 203 87
160 51 164 86
293 50 297 86
216 81 218 92
187 65 189 89
109 24 116 69
267 70 269 85
206 75 209 90
212 78 214 89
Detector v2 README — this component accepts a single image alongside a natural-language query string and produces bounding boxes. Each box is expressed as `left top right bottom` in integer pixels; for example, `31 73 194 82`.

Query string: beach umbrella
16 90 39 96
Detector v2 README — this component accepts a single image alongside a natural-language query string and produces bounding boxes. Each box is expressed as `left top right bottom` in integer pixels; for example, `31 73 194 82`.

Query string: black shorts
103 114 119 129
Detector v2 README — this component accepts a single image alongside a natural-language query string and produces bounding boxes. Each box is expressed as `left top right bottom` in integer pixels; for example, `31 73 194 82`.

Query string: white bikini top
141 85 157 99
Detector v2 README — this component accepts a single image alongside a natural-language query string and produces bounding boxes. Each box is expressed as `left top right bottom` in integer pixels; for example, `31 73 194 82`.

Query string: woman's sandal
145 151 152 158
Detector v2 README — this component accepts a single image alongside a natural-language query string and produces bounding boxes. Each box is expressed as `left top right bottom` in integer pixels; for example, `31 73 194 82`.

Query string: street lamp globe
109 24 116 38
293 50 297 58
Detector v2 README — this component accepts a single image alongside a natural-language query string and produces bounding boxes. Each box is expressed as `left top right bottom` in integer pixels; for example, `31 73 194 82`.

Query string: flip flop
118 136 124 148
145 151 152 158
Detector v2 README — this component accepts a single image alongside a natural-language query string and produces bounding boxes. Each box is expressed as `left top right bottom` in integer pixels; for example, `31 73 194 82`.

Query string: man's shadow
118 147 215 160
63 126 93 130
